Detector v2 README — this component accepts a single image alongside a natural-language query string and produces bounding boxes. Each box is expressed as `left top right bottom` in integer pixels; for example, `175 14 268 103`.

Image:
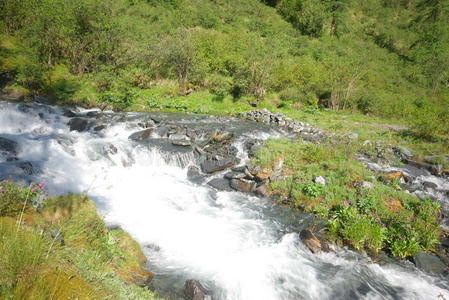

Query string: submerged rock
0 137 19 156
413 253 447 274
68 117 88 132
183 280 213 300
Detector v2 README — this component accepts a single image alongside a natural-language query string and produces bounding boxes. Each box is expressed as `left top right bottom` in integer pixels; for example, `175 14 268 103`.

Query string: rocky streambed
1 100 449 299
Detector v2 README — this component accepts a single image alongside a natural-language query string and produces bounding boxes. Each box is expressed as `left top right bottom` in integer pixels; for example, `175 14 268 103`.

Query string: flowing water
1 101 448 300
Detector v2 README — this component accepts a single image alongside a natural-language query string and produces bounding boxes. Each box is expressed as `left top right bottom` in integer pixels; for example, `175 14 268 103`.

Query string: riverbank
0 182 159 299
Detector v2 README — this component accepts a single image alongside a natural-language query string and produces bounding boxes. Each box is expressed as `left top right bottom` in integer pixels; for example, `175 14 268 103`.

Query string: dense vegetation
253 138 442 258
0 181 159 299
0 0 448 139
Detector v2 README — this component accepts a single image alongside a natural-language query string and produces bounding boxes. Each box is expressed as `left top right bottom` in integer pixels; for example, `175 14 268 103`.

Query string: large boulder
200 159 235 174
0 137 19 156
413 254 447 274
68 117 88 132
183 280 213 300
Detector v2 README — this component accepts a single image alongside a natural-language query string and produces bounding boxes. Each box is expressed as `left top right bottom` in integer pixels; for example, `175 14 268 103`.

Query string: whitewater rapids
0 101 448 300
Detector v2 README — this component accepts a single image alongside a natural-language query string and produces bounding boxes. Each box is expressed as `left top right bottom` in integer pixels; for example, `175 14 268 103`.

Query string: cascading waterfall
1 100 448 300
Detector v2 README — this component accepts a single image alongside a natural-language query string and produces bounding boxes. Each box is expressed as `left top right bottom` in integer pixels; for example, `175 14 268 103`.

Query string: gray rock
67 117 88 132
129 129 153 141
183 280 213 300
361 181 375 189
0 137 19 156
314 176 326 185
169 133 189 140
94 125 106 131
394 146 413 159
172 140 191 147
413 253 446 274
200 159 235 174
207 178 232 191
63 109 77 117
224 171 246 179
230 179 255 192
155 126 169 137
423 181 438 190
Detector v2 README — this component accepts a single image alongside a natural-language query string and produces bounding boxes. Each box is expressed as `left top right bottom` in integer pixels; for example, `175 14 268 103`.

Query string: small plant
145 98 162 110
302 182 324 197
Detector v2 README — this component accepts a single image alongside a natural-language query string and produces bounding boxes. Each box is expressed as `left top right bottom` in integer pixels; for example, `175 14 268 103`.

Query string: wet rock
299 229 330 254
183 280 213 300
207 178 232 191
86 111 99 118
68 117 88 132
0 161 36 180
107 144 118 154
224 171 246 179
314 176 326 185
63 109 77 117
18 161 34 175
255 184 269 197
94 125 106 132
231 166 247 173
172 140 191 147
211 132 232 143
155 126 169 138
169 133 189 140
200 159 235 174
0 137 19 156
129 129 153 141
187 166 203 183
423 181 438 190
413 253 447 274
230 179 256 192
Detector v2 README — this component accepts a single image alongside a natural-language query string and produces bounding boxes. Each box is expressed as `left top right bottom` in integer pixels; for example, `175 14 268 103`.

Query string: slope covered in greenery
0 0 448 139
0 181 159 299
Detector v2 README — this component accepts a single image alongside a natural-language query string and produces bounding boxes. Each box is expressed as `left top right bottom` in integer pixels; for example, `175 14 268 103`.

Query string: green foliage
253 139 442 257
302 182 324 197
0 183 160 299
0 0 448 140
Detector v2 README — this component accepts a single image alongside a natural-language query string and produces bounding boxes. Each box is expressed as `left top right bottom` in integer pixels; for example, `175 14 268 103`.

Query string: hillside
0 0 448 140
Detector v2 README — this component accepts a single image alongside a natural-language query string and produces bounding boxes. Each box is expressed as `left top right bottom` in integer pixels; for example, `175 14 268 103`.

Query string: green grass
0 182 161 300
252 138 442 258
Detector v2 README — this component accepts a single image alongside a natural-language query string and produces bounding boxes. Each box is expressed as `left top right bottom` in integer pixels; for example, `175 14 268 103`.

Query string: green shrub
302 182 324 197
